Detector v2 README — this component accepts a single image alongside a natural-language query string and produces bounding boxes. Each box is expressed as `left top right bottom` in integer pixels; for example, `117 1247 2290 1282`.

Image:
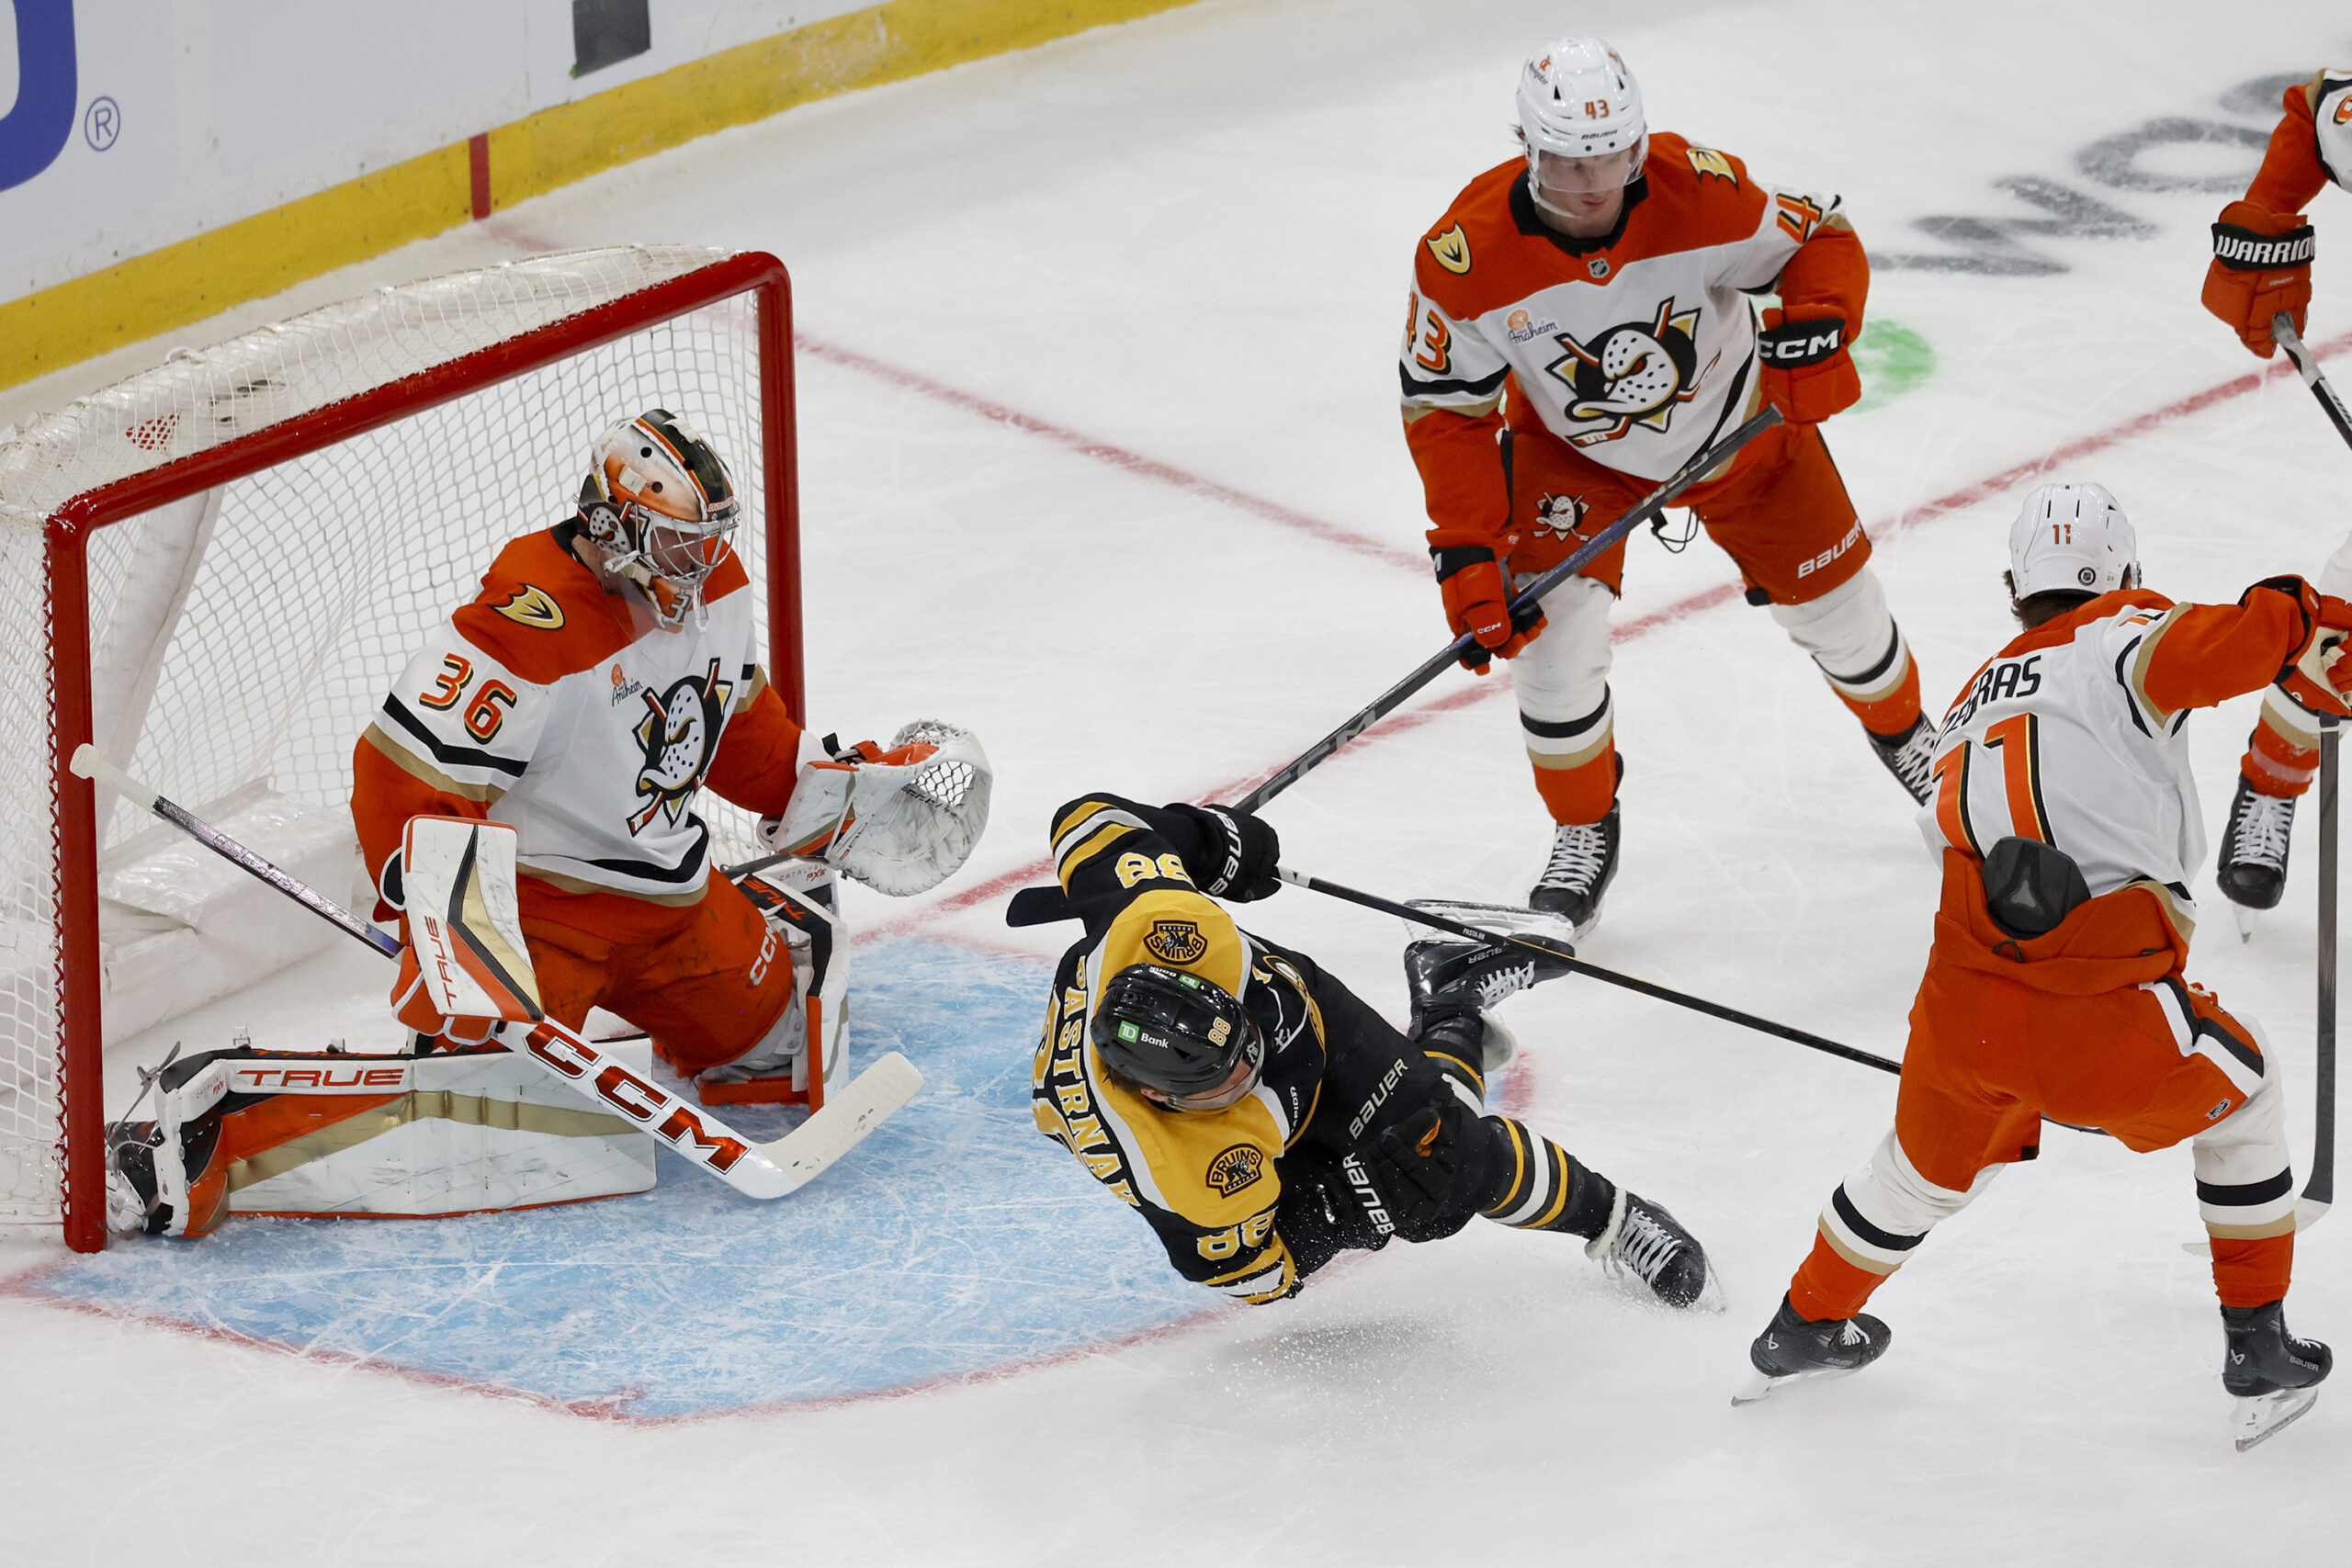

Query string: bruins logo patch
1206 1143 1264 1198
1426 225 1472 275
1145 919 1208 964
495 585 565 629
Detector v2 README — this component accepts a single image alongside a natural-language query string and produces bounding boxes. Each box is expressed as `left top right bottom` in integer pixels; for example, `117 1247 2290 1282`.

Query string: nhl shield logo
1588 257 1611 280
1206 1143 1264 1197
1145 919 1208 964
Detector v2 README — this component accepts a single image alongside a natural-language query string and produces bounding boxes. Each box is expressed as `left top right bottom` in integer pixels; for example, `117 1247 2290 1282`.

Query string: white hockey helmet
2008 482 2139 598
1516 37 1648 206
578 409 741 627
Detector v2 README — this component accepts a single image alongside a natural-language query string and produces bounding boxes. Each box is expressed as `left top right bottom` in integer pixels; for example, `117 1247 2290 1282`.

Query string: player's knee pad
2192 1025 2291 1178
1818 1128 1987 1270
1769 566 1900 685
1509 572 1614 722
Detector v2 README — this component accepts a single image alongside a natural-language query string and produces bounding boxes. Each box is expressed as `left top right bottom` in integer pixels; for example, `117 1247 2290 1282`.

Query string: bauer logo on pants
1144 919 1208 964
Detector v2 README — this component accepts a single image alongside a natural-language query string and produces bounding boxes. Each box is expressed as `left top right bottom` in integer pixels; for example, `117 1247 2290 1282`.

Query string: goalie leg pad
107 1043 659 1236
695 859 851 1103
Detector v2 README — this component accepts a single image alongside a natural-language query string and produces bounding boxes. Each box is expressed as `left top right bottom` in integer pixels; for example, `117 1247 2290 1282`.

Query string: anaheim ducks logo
1426 225 1472 275
1145 919 1208 964
1206 1143 1264 1197
1544 295 1720 446
1532 492 1587 542
494 585 566 629
627 658 733 834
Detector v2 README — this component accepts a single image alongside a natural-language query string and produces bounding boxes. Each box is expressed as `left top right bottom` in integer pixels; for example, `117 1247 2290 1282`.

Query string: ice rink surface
8 0 2352 1560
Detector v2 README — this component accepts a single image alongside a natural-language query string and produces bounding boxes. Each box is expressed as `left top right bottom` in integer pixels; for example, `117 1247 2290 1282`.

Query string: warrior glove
1435 545 1544 671
1756 310 1859 424
2263 575 2352 720
2203 201 2314 358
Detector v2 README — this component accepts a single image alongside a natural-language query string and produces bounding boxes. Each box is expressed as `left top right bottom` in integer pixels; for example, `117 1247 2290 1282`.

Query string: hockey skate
1734 1292 1891 1405
1530 806 1620 939
1586 1188 1720 1311
2215 773 2295 942
2223 1301 2331 1451
1404 928 1576 1072
1867 715 1937 807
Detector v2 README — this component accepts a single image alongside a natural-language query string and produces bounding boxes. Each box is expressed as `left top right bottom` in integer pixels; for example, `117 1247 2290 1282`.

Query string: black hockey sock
1478 1117 1616 1238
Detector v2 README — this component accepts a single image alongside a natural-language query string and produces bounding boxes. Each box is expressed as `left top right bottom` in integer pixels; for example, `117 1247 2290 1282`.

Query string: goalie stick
69 745 922 1201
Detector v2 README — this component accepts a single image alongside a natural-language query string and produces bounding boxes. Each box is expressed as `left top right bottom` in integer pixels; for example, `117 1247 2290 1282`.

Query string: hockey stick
2274 313 2352 451
1272 866 1904 1077
1231 404 1783 815
1005 405 1786 928
69 745 921 1201
2301 722 2336 1229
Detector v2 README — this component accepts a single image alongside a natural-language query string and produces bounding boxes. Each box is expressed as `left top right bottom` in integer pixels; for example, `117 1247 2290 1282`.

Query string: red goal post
0 247 802 1252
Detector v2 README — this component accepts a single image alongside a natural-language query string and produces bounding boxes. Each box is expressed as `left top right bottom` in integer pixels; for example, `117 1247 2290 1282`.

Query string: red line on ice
797 334 1427 571
854 332 2352 942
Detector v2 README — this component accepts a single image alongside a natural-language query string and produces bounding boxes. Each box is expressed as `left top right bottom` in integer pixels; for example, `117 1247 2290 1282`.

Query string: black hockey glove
1160 802 1281 901
1362 1092 1496 1242
1275 1147 1396 1277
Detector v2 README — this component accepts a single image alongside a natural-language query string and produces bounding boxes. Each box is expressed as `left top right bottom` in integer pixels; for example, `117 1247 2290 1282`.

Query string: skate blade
2234 904 2259 943
1732 1363 1858 1406
1404 900 1582 950
2233 1386 2319 1451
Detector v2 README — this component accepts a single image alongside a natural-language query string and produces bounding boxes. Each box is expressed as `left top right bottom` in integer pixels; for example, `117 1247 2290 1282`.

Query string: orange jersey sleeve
703 671 805 818
2246 79 2332 215
2132 581 2313 720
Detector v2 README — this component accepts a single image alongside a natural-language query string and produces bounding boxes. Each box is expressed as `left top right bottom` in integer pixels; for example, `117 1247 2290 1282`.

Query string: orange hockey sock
1844 657 1923 739
1787 1232 1892 1323
2211 1232 2294 1310
1531 739 1618 826
2245 718 2320 797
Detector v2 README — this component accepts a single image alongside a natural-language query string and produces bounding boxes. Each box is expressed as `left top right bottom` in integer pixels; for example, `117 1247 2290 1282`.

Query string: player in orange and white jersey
1741 483 2339 1447
1401 37 1930 937
351 410 987 1102
2201 68 2352 927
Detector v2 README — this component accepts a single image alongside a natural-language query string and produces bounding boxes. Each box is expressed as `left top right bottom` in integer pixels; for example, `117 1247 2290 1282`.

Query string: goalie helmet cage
0 246 802 1252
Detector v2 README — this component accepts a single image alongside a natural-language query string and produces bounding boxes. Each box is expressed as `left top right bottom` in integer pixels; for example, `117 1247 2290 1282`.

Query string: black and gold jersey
1031 795 1329 1303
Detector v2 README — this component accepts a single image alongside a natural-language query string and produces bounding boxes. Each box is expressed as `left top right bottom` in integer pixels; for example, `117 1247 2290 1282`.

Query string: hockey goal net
0 246 800 1251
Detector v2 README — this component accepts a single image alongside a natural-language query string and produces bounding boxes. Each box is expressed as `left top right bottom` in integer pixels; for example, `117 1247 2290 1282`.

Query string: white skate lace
1535 822 1610 895
1879 723 1936 803
1472 958 1539 1009
1611 1205 1683 1287
2228 790 2296 873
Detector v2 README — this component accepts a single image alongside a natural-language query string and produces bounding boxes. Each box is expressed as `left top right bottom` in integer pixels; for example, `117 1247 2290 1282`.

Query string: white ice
7 0 2352 1560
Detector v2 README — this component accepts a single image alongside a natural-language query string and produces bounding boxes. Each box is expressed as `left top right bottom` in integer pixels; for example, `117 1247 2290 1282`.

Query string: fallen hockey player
1739 483 2337 1451
1031 790 1716 1308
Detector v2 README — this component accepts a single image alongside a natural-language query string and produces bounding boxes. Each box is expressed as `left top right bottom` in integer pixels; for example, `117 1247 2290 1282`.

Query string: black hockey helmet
1091 964 1264 1101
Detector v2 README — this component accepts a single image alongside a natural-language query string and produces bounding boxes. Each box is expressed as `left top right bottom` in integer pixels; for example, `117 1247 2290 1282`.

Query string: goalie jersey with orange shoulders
1921 582 2326 905
1400 134 1866 543
352 520 808 914
1031 795 1331 1305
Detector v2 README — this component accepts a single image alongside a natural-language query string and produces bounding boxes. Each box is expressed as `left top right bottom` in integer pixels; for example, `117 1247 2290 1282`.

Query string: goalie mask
578 409 741 628
1091 964 1265 1109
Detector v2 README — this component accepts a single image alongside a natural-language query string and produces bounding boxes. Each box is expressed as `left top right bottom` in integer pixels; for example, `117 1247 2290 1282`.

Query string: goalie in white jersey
353 410 989 1105
1743 483 2340 1448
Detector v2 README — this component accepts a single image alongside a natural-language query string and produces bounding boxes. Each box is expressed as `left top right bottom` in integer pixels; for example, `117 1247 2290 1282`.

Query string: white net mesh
0 247 790 1229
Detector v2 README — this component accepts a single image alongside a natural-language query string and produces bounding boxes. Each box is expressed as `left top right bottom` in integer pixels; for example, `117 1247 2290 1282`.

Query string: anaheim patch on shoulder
1685 146 1736 183
495 585 565 629
1144 919 1207 964
1426 225 1471 275
1206 1143 1263 1197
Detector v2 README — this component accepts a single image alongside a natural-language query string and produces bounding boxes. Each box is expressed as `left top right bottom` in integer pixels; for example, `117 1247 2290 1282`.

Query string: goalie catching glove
757 721 992 896
387 816 544 1046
